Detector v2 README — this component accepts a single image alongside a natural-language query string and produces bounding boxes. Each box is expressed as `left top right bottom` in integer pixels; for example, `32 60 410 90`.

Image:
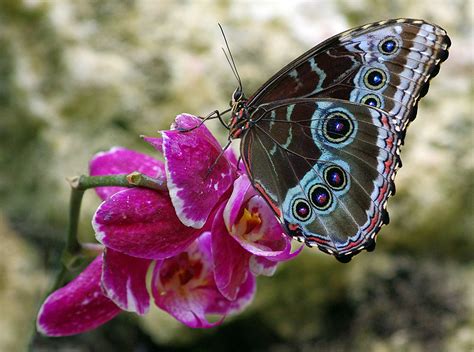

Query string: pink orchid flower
152 232 255 328
37 146 253 335
37 113 300 336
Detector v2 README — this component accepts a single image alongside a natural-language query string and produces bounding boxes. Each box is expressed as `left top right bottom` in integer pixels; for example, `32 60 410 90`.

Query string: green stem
67 188 85 257
69 172 167 191
51 172 167 291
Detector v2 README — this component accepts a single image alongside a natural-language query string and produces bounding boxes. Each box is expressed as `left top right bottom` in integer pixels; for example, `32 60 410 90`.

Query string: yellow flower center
160 252 206 296
234 208 262 241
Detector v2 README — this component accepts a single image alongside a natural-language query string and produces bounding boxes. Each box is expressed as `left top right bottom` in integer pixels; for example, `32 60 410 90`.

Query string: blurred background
0 0 472 351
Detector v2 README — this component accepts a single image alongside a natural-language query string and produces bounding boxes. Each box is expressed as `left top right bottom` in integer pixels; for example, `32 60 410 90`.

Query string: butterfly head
229 88 250 139
230 87 245 106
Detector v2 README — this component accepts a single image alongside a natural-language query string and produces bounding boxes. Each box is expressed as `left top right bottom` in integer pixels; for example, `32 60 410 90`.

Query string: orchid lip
151 232 255 329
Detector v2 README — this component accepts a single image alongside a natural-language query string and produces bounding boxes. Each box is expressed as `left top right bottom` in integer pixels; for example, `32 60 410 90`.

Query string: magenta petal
37 256 121 336
227 194 301 260
240 231 304 262
230 271 256 313
162 114 235 228
151 234 223 329
143 136 163 153
249 255 278 276
154 281 223 328
93 188 200 259
223 174 254 227
171 113 204 130
102 249 151 315
238 231 303 261
207 272 256 315
90 147 165 200
224 147 238 167
211 204 250 300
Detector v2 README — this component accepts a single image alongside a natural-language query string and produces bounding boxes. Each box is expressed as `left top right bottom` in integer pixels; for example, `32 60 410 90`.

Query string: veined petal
90 147 165 200
37 256 121 336
211 204 250 300
162 114 236 229
93 188 200 259
101 249 151 315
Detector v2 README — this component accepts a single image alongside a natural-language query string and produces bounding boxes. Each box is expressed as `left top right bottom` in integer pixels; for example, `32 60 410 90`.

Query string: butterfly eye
361 94 382 108
364 68 387 90
232 88 243 103
309 184 332 210
379 37 398 55
324 166 347 190
323 112 354 143
292 199 312 221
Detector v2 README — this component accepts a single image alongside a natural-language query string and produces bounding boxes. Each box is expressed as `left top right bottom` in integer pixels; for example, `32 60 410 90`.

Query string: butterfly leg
177 108 231 133
236 155 243 171
208 108 232 130
205 139 233 179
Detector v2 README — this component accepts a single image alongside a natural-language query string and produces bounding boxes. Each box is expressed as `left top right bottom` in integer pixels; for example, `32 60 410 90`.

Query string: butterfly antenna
221 47 241 90
218 23 242 91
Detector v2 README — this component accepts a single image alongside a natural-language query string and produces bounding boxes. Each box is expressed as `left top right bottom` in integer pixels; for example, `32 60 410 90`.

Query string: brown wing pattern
240 19 450 261
248 19 450 132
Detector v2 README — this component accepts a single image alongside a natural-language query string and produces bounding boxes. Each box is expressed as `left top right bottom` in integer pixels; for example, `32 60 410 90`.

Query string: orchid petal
37 256 121 336
162 114 235 229
153 278 222 328
151 233 223 328
143 136 163 153
101 249 151 315
211 203 250 300
90 147 165 200
206 272 256 315
223 174 254 227
249 255 278 277
224 146 238 167
226 193 301 261
93 188 200 259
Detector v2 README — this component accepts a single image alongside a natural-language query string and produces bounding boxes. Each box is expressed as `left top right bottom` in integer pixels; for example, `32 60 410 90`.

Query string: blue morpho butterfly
193 19 450 263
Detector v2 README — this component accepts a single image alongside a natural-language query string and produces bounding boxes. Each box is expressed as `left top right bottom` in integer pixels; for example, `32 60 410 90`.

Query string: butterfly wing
241 99 402 261
248 19 450 131
240 18 450 261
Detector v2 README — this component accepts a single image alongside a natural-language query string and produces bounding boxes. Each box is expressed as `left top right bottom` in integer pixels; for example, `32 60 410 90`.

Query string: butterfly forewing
248 19 450 131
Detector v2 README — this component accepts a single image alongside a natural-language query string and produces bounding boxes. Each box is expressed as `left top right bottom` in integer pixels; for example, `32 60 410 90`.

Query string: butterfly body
227 19 450 262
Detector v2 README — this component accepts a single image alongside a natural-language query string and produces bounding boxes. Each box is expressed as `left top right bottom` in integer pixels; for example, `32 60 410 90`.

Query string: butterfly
219 18 451 262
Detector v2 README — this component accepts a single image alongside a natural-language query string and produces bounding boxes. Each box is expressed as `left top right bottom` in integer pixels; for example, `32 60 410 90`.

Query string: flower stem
52 172 167 290
68 172 167 191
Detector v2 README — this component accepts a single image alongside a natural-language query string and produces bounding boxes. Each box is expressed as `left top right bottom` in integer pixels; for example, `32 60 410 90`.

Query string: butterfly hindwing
248 19 450 132
241 99 401 259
